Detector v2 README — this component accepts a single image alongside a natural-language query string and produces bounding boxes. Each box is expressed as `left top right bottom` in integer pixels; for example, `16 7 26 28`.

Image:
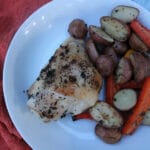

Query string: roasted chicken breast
27 37 102 121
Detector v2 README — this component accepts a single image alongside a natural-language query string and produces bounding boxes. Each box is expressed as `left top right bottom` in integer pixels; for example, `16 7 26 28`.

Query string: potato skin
86 39 99 63
101 16 131 41
113 41 128 55
129 52 150 82
89 25 114 45
129 33 149 52
68 19 87 39
95 124 122 144
96 55 115 77
116 57 132 84
103 47 118 66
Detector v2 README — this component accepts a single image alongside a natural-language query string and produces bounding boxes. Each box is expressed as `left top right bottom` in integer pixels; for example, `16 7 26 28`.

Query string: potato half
111 5 139 23
129 33 149 52
90 102 123 128
89 25 114 45
115 57 132 84
101 16 130 41
113 89 137 111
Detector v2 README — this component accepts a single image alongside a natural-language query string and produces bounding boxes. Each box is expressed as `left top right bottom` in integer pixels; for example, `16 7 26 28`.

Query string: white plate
3 0 150 149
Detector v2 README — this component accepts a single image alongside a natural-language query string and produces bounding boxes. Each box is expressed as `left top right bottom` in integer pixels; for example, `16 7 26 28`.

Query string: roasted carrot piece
130 20 150 48
122 77 150 135
106 74 116 106
72 112 93 121
116 80 143 90
124 49 135 58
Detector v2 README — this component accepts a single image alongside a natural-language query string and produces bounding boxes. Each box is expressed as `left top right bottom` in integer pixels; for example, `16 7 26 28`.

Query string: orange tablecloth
0 0 51 149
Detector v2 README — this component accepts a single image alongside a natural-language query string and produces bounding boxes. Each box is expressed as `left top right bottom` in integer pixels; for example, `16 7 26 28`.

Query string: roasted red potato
96 55 115 77
68 19 88 39
129 33 149 52
86 39 99 63
113 41 128 55
101 16 131 41
95 124 122 144
115 57 132 84
89 25 114 45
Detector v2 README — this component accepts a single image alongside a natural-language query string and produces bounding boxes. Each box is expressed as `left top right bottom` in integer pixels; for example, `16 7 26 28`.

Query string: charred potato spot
95 124 122 144
68 19 87 39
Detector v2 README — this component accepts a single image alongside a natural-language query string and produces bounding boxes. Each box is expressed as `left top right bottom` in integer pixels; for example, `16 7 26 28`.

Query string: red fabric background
0 0 51 149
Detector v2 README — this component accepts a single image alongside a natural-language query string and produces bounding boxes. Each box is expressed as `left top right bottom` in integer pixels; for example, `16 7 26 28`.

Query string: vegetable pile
67 5 150 144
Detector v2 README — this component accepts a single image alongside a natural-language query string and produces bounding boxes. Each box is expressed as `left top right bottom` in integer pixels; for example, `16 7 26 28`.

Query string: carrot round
72 112 93 121
130 20 150 48
122 77 150 135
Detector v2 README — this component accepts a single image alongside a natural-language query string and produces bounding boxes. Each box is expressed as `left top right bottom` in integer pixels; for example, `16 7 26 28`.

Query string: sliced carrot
72 112 93 121
130 20 150 48
106 74 117 106
122 77 150 135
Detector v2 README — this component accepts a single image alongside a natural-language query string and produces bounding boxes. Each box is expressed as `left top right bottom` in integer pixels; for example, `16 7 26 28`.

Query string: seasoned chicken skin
27 37 102 121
